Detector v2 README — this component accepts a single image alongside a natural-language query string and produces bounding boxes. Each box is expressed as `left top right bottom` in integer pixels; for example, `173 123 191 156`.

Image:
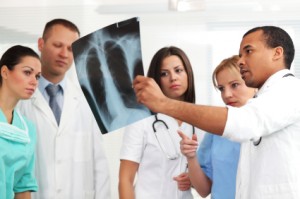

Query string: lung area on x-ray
72 17 151 134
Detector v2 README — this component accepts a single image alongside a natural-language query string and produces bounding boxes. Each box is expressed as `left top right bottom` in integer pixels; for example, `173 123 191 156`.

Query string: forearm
161 98 227 135
118 179 135 199
15 191 31 199
119 160 138 199
188 157 212 197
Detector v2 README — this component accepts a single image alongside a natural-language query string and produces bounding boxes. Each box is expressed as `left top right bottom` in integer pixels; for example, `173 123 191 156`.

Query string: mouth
170 84 180 89
240 69 248 79
25 88 35 95
226 102 237 106
56 60 67 66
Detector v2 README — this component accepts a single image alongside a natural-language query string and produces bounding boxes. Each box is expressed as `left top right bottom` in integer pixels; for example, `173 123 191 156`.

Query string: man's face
38 24 79 81
238 30 275 89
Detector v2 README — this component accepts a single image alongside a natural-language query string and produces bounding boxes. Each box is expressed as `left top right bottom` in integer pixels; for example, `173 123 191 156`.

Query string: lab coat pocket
73 133 92 162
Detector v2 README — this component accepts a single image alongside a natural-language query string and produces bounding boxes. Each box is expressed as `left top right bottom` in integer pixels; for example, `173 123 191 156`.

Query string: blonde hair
212 55 240 88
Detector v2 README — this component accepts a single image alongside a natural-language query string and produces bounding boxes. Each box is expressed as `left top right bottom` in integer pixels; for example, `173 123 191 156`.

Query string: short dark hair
147 46 196 103
42 18 80 40
243 26 294 69
0 45 40 84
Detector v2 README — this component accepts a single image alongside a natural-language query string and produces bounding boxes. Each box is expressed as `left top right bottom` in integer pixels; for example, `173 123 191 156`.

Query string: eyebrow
239 44 252 57
22 66 34 71
162 65 182 69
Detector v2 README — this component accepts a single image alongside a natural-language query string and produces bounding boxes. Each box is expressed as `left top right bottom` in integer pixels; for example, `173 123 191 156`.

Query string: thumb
178 130 189 140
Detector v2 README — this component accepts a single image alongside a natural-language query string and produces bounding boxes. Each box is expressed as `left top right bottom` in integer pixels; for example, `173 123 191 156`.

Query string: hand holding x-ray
133 75 169 113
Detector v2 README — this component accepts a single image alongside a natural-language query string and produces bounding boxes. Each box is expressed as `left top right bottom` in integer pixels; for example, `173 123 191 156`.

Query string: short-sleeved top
120 113 205 199
0 109 38 199
197 133 240 199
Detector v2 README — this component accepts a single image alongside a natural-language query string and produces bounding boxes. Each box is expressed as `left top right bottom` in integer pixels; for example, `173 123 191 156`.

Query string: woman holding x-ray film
119 46 204 199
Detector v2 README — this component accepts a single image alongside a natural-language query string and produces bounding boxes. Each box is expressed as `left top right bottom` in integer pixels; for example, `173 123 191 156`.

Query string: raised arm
133 76 228 135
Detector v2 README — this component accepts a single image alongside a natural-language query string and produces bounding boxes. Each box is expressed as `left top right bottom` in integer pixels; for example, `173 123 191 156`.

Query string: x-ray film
72 17 152 134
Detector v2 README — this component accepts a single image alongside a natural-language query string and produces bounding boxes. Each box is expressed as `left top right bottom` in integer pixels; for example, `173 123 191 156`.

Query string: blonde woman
179 55 256 199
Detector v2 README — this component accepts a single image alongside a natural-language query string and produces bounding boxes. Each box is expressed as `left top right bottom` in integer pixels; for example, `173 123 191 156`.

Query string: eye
231 82 239 89
36 74 41 80
68 46 73 52
53 43 62 48
24 70 31 76
175 68 184 73
217 86 224 92
160 71 168 77
246 49 252 54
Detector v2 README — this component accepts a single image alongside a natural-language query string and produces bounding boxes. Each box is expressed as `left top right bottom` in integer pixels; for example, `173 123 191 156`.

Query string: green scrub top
0 109 38 199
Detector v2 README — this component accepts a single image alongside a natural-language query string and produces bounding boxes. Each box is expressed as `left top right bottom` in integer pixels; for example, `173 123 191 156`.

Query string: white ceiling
0 0 300 43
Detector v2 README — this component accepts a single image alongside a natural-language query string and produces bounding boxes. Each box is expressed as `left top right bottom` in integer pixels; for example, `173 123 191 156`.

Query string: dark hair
147 46 195 103
42 18 80 40
0 45 40 84
243 26 294 69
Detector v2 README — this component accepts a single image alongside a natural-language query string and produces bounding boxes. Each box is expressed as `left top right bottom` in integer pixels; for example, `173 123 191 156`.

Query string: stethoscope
252 73 294 146
152 114 195 160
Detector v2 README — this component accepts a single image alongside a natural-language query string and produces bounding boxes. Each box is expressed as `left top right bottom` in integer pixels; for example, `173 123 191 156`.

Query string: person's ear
1 65 9 79
38 37 44 52
273 46 284 61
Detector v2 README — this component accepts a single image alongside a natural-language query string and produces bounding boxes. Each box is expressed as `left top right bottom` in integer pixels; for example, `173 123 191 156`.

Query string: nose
237 56 244 69
59 46 68 58
170 71 177 82
223 88 233 99
30 76 38 86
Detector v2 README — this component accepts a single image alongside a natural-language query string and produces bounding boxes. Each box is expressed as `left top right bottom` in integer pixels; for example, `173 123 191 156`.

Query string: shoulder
16 112 37 144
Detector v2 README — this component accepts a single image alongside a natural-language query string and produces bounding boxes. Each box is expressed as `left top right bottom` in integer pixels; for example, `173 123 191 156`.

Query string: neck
0 89 17 124
42 73 65 84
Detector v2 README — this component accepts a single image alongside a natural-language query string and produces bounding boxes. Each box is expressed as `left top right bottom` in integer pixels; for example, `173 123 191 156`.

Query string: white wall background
1 0 300 198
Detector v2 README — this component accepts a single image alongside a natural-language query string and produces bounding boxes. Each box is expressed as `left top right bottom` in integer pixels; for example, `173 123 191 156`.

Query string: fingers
179 130 198 158
173 173 191 191
178 130 189 140
192 133 198 142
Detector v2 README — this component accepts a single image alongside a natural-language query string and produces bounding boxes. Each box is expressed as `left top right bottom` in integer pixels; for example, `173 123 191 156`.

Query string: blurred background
1 0 300 198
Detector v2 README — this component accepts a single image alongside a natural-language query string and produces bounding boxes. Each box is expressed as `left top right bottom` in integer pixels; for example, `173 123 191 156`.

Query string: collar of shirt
38 76 66 110
256 69 292 97
38 76 66 97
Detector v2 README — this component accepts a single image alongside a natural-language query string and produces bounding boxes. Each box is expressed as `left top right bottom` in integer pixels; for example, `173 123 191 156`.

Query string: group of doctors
1 17 300 199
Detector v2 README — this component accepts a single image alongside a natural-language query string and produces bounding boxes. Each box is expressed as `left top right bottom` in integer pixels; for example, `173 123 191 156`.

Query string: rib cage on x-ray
72 17 151 134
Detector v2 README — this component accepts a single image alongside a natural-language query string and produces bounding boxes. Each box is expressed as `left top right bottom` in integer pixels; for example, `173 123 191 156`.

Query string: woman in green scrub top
0 45 41 199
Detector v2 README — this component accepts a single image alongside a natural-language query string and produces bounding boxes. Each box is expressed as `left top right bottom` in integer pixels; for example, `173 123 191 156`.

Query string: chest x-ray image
72 17 152 134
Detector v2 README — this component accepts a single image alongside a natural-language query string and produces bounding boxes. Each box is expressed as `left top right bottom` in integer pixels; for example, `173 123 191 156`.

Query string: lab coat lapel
31 90 58 126
58 82 80 134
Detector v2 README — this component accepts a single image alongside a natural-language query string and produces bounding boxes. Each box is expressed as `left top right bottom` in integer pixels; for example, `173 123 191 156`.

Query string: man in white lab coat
133 26 300 199
18 19 111 199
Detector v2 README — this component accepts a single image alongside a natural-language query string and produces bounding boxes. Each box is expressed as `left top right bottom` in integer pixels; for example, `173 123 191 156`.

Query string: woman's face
216 67 256 107
160 55 188 101
4 56 41 100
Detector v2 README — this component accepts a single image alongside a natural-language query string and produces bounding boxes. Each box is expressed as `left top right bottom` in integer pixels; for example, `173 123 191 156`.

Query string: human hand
178 130 198 159
133 75 168 113
173 172 191 191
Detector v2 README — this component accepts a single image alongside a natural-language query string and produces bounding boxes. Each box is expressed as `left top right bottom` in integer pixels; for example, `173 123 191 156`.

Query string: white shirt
223 69 300 199
120 113 204 199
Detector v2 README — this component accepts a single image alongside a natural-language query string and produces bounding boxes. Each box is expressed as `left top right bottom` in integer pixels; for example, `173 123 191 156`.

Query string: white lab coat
223 69 300 199
120 113 205 199
17 78 111 199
